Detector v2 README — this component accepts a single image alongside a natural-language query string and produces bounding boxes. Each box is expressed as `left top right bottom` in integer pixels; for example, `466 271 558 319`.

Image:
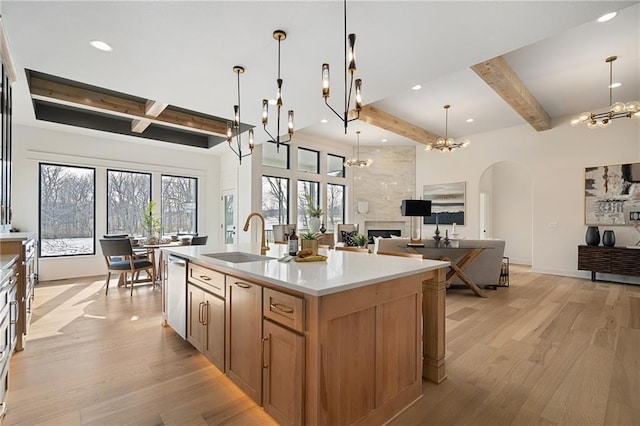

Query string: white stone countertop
162 242 449 296
0 232 36 241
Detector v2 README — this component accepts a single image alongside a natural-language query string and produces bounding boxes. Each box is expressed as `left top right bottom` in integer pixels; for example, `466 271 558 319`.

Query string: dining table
134 240 185 285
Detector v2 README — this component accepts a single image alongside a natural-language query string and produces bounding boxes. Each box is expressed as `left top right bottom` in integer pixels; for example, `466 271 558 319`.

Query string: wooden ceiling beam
471 55 551 131
131 119 152 133
29 76 228 137
356 105 441 146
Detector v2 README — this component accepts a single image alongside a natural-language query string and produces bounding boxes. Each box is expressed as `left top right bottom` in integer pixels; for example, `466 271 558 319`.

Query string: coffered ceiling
2 1 639 152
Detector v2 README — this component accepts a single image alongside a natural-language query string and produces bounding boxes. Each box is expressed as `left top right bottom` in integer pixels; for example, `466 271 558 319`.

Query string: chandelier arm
263 125 276 143
324 98 344 121
343 0 348 122
346 110 360 123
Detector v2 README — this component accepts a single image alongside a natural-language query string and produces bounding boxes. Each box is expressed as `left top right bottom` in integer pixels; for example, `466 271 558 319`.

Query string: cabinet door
262 320 304 426
203 292 225 371
226 278 262 404
187 284 205 352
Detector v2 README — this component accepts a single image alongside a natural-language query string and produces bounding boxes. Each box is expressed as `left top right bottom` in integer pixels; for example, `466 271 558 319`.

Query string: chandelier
262 30 294 152
227 66 254 164
571 56 640 129
344 131 371 167
322 0 363 134
425 105 470 152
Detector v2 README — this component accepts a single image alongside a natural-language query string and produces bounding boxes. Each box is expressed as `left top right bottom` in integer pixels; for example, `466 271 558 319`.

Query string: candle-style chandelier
262 30 294 152
227 65 254 164
344 131 371 167
321 0 363 134
570 56 640 129
425 105 470 152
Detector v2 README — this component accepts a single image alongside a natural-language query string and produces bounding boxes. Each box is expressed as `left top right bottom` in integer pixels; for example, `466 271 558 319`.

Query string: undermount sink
202 251 274 263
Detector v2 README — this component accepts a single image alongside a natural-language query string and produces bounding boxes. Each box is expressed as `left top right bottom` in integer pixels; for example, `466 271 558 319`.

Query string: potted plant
307 202 323 233
300 231 322 253
142 200 162 244
353 233 368 248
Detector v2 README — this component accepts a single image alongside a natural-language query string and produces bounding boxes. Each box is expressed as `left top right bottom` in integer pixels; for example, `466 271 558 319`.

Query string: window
162 175 198 234
297 180 319 231
298 147 319 173
327 154 345 177
262 142 290 169
262 176 289 230
107 170 151 236
39 163 95 257
327 183 345 231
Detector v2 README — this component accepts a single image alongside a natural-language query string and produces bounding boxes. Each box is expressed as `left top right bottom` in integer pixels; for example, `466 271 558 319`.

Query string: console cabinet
578 245 640 282
0 233 37 351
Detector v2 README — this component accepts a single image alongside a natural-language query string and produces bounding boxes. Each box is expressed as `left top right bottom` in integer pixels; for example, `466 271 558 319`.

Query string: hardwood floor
5 266 640 425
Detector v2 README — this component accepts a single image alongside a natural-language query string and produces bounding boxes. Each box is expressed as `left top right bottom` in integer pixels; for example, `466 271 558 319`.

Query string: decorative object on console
357 201 369 214
226 65 254 165
585 162 640 225
321 0 363 134
401 199 432 247
423 181 465 225
424 105 470 152
262 30 294 152
451 222 459 238
585 225 600 246
320 222 326 233
570 56 640 129
341 230 359 247
602 230 616 247
433 213 441 246
306 201 323 233
344 131 372 167
353 233 368 248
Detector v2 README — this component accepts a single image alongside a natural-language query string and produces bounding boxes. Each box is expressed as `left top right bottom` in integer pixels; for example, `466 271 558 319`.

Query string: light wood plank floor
5 266 640 425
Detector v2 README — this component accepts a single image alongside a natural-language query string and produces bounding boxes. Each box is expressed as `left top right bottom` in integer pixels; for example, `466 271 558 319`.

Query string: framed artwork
585 162 640 225
423 182 465 225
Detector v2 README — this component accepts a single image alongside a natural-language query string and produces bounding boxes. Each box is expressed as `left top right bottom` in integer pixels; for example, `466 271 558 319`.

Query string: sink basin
202 251 274 263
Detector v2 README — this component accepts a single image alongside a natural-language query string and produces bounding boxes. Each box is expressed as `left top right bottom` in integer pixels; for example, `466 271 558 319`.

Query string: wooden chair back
376 250 423 259
336 224 359 243
273 224 296 244
335 246 370 253
190 235 208 246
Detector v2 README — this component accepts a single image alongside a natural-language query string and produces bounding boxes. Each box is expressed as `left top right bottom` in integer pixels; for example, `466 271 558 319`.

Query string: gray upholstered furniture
375 237 506 287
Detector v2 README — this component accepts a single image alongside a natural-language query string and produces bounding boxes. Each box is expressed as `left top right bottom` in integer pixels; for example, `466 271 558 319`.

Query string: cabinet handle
9 301 17 325
202 301 209 326
270 303 294 314
0 400 6 419
0 350 5 363
234 282 251 289
198 301 205 325
261 336 269 369
199 275 211 281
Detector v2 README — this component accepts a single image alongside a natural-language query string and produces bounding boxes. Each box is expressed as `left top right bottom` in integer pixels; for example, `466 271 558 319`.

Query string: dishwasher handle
168 255 187 267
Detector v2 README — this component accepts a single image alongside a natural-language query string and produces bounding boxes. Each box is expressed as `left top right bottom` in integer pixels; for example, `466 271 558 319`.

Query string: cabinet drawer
263 288 304 333
188 264 225 298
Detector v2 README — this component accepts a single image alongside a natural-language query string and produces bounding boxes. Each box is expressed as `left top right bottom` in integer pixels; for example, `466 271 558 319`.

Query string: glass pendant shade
322 64 330 98
263 29 294 150
227 66 253 164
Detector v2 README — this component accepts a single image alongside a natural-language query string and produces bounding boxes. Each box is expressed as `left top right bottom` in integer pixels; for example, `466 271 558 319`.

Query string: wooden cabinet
0 254 18 418
578 245 640 282
0 233 36 351
225 276 263 404
187 283 225 370
262 288 305 426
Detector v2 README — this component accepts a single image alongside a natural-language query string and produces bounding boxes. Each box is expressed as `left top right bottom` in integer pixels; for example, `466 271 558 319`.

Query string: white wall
416 115 640 279
12 124 221 281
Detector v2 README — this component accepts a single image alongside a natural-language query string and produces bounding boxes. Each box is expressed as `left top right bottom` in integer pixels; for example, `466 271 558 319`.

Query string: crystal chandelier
227 66 254 164
321 0 363 134
571 56 640 129
262 30 294 152
425 105 470 152
344 131 371 167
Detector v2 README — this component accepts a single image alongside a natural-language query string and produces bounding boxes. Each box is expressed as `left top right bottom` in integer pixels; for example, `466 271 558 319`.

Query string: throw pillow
341 230 359 247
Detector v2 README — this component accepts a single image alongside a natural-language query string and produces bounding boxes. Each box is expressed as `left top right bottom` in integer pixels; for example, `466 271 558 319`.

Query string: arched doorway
479 161 533 265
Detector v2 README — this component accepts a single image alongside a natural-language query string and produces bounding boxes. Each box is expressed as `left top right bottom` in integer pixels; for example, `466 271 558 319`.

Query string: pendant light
227 66 254 164
425 105 470 152
344 131 371 167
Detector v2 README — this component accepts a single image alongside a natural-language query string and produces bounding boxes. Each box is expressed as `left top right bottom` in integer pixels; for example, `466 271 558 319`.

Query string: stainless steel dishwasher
166 255 187 339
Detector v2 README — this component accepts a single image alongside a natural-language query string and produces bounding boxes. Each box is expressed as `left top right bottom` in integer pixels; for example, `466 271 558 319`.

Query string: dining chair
335 246 370 253
376 250 423 259
99 238 156 296
190 235 208 245
272 224 296 244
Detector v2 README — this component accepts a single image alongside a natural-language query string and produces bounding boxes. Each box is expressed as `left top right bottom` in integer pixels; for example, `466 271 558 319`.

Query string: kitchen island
162 243 449 425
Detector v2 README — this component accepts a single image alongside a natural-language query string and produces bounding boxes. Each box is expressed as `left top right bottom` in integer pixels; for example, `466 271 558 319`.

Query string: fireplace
367 229 402 244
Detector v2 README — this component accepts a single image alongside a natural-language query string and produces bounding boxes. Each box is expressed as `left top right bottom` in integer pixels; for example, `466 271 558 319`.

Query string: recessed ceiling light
381 138 387 143
609 82 622 89
89 40 113 52
597 11 617 23
466 118 475 123
411 84 422 91
268 99 277 105
320 119 328 123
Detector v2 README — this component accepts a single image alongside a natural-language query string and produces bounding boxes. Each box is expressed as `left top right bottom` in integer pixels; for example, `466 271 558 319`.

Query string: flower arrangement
142 200 162 241
353 233 368 247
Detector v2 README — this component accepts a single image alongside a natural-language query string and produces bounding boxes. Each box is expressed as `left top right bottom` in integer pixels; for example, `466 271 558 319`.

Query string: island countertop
162 242 449 296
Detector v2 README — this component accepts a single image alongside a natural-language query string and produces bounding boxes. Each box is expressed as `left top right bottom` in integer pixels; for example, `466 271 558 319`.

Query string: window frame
327 153 346 178
262 142 291 170
106 168 152 236
297 179 320 231
161 174 199 235
39 162 96 258
261 174 290 228
327 183 346 230
298 147 320 174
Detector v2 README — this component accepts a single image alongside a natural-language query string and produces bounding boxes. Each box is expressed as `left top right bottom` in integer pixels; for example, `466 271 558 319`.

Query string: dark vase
602 230 616 247
320 222 326 233
585 226 600 246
